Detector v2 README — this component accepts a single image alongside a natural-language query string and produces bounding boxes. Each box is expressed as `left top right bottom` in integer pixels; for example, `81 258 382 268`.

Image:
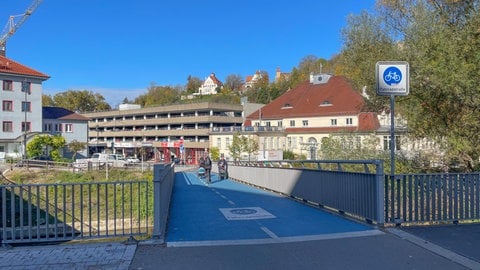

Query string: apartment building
0 55 49 159
81 102 243 163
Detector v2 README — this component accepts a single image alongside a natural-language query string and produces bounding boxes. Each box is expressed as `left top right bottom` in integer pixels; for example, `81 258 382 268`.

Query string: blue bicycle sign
383 67 402 85
376 61 409 96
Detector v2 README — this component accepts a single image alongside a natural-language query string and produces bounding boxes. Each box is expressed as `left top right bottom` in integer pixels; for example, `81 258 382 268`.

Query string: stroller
218 164 228 180
197 166 206 178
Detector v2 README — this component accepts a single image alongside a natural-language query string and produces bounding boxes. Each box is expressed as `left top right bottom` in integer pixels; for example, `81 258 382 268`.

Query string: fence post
152 164 163 240
152 163 175 243
375 160 385 226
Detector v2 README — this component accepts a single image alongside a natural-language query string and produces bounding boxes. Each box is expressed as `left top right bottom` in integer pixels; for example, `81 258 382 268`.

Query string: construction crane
0 0 43 56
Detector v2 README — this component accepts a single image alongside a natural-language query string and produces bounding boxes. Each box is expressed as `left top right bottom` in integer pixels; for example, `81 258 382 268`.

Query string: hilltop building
197 73 223 95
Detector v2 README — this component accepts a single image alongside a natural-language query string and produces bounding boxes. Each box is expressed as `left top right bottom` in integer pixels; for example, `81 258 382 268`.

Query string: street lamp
22 80 30 159
95 124 99 153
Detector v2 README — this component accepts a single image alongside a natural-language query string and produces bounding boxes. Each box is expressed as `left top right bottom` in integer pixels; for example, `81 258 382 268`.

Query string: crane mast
0 0 43 56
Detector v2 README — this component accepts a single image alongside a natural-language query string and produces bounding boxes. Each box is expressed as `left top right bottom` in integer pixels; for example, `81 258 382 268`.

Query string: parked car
126 156 140 164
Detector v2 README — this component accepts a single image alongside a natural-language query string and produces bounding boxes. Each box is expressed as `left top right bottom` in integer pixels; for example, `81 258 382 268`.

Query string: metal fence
1 180 151 244
229 160 480 226
227 160 385 225
385 173 480 225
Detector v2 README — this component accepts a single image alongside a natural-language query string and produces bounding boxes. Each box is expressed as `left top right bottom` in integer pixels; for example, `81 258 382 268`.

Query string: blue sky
2 0 376 107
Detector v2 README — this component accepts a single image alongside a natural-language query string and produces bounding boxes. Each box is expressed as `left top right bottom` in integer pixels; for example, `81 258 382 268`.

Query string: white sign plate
376 61 409 96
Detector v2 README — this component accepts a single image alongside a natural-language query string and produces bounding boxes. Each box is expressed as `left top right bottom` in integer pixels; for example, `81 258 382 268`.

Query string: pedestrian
217 153 228 180
204 152 212 183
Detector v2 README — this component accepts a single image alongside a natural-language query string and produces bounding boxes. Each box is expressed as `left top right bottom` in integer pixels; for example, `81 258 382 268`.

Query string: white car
126 156 140 164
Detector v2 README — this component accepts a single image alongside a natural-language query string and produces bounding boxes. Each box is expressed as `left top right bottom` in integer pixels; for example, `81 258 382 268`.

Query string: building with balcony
81 102 243 164
0 55 49 159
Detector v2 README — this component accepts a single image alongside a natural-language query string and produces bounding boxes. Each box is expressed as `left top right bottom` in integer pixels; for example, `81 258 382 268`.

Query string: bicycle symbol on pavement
383 66 402 86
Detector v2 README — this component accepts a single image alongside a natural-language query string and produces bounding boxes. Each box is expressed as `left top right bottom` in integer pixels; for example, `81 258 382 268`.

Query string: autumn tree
134 83 181 106
50 90 111 112
185 75 202 95
67 140 87 160
224 74 244 92
338 0 480 171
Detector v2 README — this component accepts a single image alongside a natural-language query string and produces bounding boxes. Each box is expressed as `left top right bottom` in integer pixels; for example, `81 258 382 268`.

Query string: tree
27 135 66 161
224 74 244 92
42 94 55 106
228 134 259 161
185 75 202 95
135 83 181 106
67 140 87 160
338 0 480 171
52 90 111 112
242 135 259 162
229 133 243 161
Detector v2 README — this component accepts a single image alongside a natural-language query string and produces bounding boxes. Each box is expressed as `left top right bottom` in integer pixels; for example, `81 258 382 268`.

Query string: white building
0 55 49 159
197 73 223 95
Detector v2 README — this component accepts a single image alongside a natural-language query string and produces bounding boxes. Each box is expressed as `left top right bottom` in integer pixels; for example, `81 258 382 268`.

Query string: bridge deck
166 172 382 247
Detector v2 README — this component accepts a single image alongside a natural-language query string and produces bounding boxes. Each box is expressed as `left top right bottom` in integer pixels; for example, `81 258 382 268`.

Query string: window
22 122 31 132
265 121 271 127
331 119 337 126
65 124 73 132
2 100 13 111
277 121 282 127
44 123 52 132
3 80 13 91
55 124 62 132
290 120 295 127
21 101 31 112
346 118 353 125
383 136 401 151
21 81 31 94
226 137 230 148
302 120 308 127
2 121 13 132
216 137 221 148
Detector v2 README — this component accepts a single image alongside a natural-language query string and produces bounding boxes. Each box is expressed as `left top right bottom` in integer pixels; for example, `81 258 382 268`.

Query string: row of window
44 123 73 133
1 122 74 133
2 121 31 132
2 100 31 112
2 80 31 92
260 118 354 128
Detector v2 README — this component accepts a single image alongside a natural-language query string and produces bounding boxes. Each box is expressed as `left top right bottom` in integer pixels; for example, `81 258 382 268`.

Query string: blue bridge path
166 171 382 247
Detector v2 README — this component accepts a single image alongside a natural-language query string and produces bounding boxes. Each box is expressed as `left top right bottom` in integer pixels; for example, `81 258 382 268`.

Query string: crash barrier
228 160 385 225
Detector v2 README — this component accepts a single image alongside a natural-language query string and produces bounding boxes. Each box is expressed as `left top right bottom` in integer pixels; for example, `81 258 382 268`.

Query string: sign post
376 61 409 175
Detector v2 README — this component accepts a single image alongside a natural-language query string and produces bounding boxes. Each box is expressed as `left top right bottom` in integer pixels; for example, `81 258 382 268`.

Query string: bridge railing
225 160 385 225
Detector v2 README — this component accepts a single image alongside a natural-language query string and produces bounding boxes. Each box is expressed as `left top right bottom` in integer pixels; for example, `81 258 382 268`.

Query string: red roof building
0 55 49 158
211 74 382 160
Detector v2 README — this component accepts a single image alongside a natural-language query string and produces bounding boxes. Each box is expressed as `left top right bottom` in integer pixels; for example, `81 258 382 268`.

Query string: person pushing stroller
217 153 228 180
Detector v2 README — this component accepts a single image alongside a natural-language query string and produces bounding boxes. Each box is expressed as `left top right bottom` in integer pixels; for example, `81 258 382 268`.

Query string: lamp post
95 124 99 153
22 80 30 159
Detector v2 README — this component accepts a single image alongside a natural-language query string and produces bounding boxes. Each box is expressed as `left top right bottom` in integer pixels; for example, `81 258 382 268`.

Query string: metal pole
96 124 99 153
22 81 28 159
390 95 395 175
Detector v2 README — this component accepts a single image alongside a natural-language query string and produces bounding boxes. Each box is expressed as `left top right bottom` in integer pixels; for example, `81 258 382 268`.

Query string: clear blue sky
2 0 376 107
